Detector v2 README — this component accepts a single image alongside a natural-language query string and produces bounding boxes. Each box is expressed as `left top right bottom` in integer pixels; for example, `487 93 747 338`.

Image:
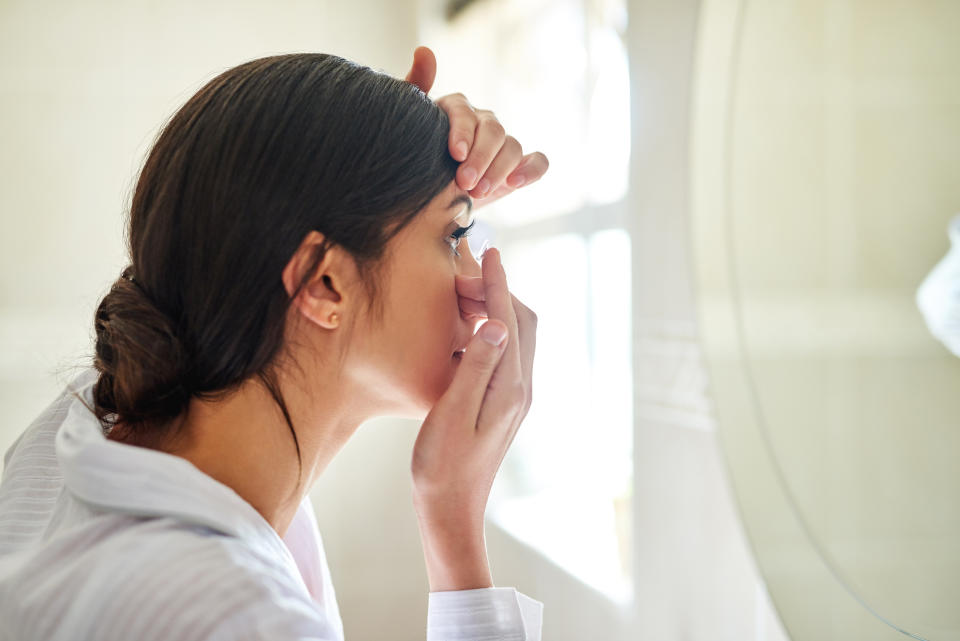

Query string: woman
0 47 547 640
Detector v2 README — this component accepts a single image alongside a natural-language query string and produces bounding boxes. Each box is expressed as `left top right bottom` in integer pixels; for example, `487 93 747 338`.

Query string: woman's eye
448 220 476 257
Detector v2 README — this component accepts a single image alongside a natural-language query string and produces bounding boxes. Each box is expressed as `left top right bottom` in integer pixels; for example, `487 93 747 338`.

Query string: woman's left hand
404 46 549 207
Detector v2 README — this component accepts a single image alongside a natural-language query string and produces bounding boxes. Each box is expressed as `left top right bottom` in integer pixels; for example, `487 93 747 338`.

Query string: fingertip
480 246 494 270
479 319 508 346
480 247 503 285
459 166 478 190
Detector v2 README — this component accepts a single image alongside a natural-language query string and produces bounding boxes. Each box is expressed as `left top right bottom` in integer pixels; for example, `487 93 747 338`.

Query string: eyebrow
447 194 474 223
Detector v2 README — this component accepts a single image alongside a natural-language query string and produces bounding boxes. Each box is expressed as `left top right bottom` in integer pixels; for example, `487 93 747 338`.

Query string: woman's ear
281 230 349 330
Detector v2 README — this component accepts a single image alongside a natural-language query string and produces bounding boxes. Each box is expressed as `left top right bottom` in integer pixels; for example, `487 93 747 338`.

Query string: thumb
403 45 437 95
435 320 509 424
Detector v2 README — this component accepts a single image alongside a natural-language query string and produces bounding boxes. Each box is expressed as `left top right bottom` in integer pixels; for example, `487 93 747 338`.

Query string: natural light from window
425 0 633 603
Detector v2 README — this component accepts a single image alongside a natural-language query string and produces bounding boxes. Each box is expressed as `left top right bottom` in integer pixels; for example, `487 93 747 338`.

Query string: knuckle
442 93 475 115
516 300 537 325
505 135 522 155
455 125 476 139
486 119 506 138
474 352 497 369
511 383 527 407
450 109 475 124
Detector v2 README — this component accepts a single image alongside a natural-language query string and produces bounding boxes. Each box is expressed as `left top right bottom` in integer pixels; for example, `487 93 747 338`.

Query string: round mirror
691 1 960 639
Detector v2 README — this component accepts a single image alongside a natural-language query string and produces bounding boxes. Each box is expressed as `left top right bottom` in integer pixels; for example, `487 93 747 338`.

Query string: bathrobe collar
55 375 285 548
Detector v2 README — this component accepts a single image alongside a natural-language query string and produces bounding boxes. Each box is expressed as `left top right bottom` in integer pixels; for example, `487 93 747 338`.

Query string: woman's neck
108 371 367 538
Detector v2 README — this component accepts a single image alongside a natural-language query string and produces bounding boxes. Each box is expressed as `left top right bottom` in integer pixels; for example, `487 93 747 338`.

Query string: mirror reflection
693 1 960 639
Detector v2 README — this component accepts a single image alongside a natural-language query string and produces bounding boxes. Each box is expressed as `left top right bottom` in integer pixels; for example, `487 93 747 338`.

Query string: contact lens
476 238 492 262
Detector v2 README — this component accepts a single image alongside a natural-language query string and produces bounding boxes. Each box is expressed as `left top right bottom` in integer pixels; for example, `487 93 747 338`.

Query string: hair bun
92 267 191 431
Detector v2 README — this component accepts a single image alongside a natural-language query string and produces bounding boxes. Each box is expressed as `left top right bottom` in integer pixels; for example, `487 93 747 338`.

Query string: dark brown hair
86 53 458 488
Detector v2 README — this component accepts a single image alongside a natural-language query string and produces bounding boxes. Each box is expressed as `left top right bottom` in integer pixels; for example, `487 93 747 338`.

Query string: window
425 0 633 602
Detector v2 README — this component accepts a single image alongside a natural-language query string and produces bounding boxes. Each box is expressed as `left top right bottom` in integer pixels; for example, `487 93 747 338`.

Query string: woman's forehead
406 181 473 232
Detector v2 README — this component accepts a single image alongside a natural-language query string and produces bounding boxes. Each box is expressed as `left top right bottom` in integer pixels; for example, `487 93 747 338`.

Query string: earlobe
303 275 343 330
287 281 342 330
286 292 332 329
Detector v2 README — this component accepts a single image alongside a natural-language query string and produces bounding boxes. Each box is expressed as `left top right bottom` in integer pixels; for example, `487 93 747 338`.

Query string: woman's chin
415 351 468 410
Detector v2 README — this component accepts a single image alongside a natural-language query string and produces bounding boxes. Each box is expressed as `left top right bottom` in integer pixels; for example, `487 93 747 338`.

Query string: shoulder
99 519 340 640
124 532 338 640
3 514 341 641
2 365 95 471
96 517 308 601
129 525 341 641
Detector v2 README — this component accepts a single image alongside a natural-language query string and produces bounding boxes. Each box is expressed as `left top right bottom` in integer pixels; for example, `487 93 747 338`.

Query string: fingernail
508 174 525 188
461 166 477 188
480 322 508 346
475 178 490 196
455 142 468 161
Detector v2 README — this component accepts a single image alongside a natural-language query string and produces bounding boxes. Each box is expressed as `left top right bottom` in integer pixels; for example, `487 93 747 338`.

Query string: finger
435 320 510 432
470 136 523 200
470 183 514 209
492 294 537 459
505 151 549 189
454 275 486 302
436 93 477 162
474 153 548 208
458 111 506 192
403 46 437 95
475 248 523 427
458 295 488 318
510 295 536 410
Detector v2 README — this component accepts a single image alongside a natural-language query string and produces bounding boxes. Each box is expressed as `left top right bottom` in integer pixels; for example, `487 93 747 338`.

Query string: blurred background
1 0 957 639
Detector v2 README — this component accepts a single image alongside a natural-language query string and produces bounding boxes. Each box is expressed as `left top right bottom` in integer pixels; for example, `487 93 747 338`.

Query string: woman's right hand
403 45 550 206
410 247 537 591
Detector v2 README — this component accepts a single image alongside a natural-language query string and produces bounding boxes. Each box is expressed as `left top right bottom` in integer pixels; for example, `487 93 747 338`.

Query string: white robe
0 367 542 640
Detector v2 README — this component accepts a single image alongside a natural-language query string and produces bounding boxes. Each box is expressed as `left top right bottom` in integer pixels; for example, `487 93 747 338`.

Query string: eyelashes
449 219 476 257
451 219 476 240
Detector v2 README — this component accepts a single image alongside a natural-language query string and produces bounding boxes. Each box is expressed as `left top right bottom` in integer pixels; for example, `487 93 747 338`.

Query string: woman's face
350 180 484 419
